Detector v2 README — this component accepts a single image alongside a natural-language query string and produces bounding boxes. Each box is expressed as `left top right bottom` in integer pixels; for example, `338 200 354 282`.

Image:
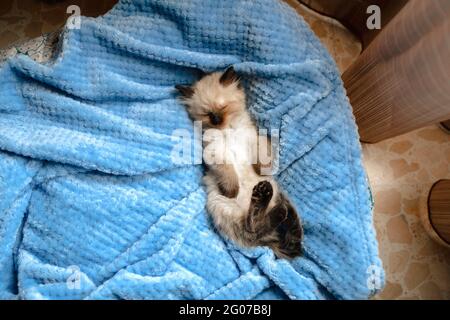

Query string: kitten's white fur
203 126 279 243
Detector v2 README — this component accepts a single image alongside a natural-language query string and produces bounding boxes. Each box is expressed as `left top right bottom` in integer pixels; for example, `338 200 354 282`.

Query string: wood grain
342 0 450 143
428 180 450 244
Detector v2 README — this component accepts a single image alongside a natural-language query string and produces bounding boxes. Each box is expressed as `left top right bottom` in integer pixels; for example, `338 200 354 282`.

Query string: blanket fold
0 0 383 300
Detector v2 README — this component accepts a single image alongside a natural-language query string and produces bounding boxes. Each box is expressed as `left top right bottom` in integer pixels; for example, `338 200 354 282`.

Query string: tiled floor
364 127 450 299
0 0 448 300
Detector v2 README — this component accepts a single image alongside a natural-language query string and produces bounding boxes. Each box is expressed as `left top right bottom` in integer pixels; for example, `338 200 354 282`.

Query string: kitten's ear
197 69 207 79
219 66 240 86
175 84 194 98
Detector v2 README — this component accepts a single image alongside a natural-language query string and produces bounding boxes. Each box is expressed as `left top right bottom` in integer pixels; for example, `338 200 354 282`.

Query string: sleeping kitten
175 67 302 259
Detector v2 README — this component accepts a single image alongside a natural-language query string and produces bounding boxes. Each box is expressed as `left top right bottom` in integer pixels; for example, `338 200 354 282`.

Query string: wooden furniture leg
342 0 450 143
424 180 450 248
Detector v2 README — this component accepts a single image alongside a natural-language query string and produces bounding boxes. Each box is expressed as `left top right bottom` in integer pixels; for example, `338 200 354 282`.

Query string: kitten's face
175 67 246 128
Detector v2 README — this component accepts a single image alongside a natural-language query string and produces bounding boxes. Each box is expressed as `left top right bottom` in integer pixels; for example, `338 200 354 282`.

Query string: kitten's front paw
251 181 273 204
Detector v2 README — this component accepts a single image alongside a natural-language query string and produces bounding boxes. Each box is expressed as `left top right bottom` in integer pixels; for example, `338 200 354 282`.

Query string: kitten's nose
208 112 223 125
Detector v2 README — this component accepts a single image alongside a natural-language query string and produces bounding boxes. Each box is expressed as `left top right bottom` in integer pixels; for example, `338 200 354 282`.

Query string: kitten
175 67 303 259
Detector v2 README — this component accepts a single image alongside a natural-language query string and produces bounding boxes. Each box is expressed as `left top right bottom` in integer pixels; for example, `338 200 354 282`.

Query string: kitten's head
175 66 246 128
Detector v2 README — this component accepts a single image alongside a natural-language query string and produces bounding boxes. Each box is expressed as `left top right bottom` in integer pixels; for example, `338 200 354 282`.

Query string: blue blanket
0 0 383 299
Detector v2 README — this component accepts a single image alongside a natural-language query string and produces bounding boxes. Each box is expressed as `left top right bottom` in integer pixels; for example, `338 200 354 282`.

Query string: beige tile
402 197 420 218
390 141 413 154
404 262 430 290
388 250 410 274
378 281 403 299
429 260 450 291
374 188 401 215
417 128 449 143
431 162 449 180
416 239 442 259
387 215 413 244
389 159 420 179
418 281 443 300
416 169 430 183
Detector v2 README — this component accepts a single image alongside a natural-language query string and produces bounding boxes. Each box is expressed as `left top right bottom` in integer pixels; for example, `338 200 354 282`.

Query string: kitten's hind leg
204 174 250 246
267 196 303 258
245 181 273 234
210 164 239 198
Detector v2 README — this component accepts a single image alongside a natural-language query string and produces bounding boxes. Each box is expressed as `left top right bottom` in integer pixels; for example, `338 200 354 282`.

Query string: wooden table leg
426 180 450 248
342 0 450 143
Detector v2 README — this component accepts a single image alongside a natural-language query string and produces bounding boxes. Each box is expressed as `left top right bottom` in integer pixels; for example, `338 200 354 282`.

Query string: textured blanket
0 0 383 299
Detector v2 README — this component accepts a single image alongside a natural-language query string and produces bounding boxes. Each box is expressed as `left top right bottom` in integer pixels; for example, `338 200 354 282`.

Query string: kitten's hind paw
251 181 273 205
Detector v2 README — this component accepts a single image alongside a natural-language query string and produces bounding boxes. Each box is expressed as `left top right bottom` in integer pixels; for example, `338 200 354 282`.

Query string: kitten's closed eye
207 112 223 125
